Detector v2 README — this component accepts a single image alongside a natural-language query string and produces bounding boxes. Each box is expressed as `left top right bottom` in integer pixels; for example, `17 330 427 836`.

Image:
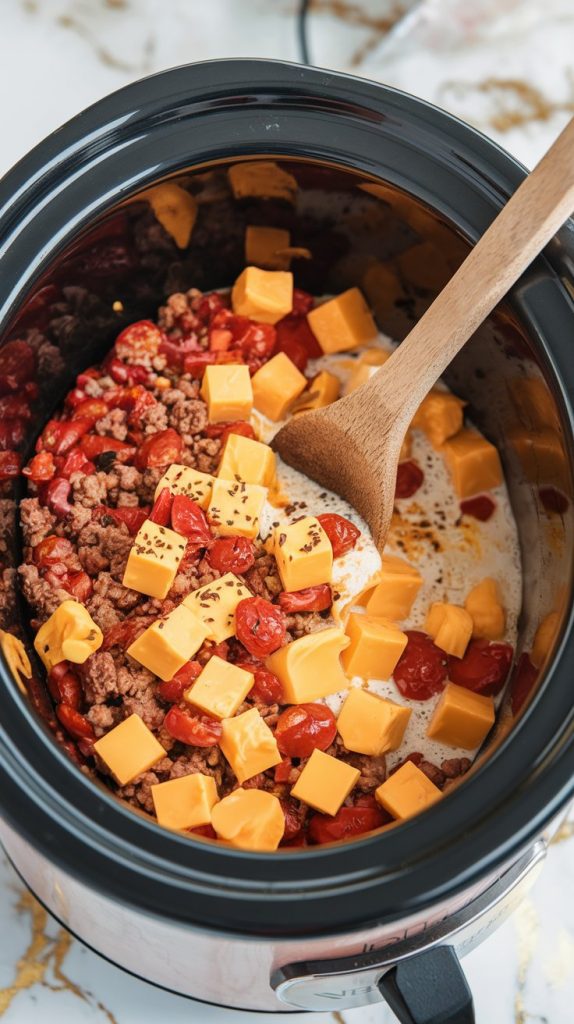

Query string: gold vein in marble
440 75 574 134
550 820 574 845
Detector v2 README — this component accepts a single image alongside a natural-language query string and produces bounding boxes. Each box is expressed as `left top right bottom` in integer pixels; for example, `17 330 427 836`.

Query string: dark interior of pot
1 155 573 791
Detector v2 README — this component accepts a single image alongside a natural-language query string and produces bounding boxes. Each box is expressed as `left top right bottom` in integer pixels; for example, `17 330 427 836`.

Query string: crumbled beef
18 563 69 622
168 748 225 788
441 757 472 790
137 467 164 504
77 523 133 579
20 498 57 549
122 694 166 731
102 464 143 507
243 551 281 601
86 592 122 631
85 703 122 736
182 437 221 475
79 651 118 704
285 612 331 641
0 500 15 564
92 572 140 612
25 329 66 381
168 555 220 601
0 567 16 627
119 770 161 814
141 402 168 435
418 759 446 788
65 504 93 536
72 473 109 509
95 408 128 440
168 398 208 442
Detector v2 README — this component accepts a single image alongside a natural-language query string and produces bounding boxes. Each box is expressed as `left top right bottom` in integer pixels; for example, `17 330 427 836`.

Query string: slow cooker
0 60 573 1021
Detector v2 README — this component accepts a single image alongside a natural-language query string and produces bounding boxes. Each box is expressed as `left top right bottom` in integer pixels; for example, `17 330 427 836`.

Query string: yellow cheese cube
245 225 291 270
232 267 293 325
200 364 253 423
207 477 267 539
291 749 360 815
228 161 297 203
265 628 350 704
144 183 197 249
425 603 473 659
342 614 407 680
94 713 166 786
211 788 285 851
412 391 465 448
184 656 254 719
337 688 411 756
154 464 214 510
151 773 218 830
127 603 208 681
123 520 187 600
344 356 389 396
220 707 281 783
292 371 340 413
184 572 252 643
273 516 332 592
464 579 505 640
217 433 276 487
34 600 103 671
440 430 503 499
427 682 495 749
365 555 423 622
531 610 560 669
251 352 307 421
375 761 441 820
307 287 378 355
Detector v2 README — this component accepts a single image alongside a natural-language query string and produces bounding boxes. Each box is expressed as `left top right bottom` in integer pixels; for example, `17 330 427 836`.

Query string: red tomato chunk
235 597 286 658
449 640 513 696
460 495 496 522
158 661 202 703
278 584 332 613
164 706 222 747
275 703 337 758
393 630 448 700
308 805 388 845
235 662 284 705
171 496 211 552
395 460 424 499
316 513 360 557
207 537 255 574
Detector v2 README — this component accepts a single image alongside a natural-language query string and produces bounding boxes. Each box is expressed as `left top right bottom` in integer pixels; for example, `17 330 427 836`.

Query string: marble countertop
1 1 574 1021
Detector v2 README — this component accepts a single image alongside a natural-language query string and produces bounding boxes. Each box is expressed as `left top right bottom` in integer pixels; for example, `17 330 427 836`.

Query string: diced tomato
207 536 255 574
190 823 218 839
158 335 203 370
278 584 332 613
171 495 211 552
395 460 424 499
0 417 27 451
0 450 22 480
393 630 448 700
102 617 151 651
157 661 202 703
135 428 183 470
56 703 95 741
209 328 233 352
44 477 72 518
291 289 314 316
33 536 75 567
105 356 151 387
235 597 286 658
149 487 173 527
236 661 284 705
183 350 244 377
115 320 163 363
539 487 569 515
58 447 96 479
233 321 276 364
510 653 539 715
196 292 229 324
70 399 109 425
101 506 149 536
0 393 34 421
275 703 337 758
280 798 305 842
164 706 222 747
26 674 57 730
47 664 81 709
119 384 157 421
205 421 257 444
23 451 56 483
61 570 93 603
274 757 293 783
80 434 135 462
0 340 35 395
273 329 308 372
38 418 92 456
460 495 496 522
275 313 322 364
317 513 360 557
308 805 387 845
449 640 513 696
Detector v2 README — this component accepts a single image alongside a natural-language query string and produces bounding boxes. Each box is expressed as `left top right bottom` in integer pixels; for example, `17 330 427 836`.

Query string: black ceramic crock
0 60 573 1018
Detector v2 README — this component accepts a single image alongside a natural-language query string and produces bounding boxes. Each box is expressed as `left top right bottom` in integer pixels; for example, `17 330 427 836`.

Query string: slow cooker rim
0 59 573 938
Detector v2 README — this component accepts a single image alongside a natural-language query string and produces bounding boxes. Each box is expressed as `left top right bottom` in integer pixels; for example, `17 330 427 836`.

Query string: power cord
297 0 311 64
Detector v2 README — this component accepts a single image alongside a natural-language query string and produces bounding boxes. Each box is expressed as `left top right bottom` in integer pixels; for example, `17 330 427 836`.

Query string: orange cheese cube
375 761 441 820
184 656 254 719
307 287 378 354
207 477 267 539
440 430 502 499
291 749 360 815
245 225 291 270
427 682 495 749
343 361 382 395
251 352 307 421
365 555 423 621
265 628 350 704
412 391 465 448
127 603 208 681
232 267 293 325
151 773 218 831
144 183 197 249
292 371 340 413
342 613 407 680
211 788 285 851
34 600 103 672
154 464 214 510
218 433 276 487
94 713 165 786
123 520 187 600
184 572 251 643
531 611 560 668
337 688 411 756
425 602 473 659
273 516 333 592
200 364 253 423
228 161 297 203
220 707 281 783
464 579 505 640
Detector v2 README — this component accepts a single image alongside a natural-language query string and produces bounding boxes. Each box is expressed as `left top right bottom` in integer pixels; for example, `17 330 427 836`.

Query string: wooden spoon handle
370 115 574 425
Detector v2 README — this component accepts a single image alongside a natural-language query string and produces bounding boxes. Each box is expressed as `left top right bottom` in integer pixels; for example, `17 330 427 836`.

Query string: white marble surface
1 1 574 1021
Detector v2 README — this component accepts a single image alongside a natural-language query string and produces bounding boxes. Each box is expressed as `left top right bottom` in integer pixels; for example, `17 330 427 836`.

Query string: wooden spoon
273 116 574 552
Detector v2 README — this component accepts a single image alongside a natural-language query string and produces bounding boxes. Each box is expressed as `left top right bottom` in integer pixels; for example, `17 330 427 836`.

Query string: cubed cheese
220 707 281 783
291 749 360 815
344 353 390 395
231 267 293 325
427 682 495 749
184 573 251 643
217 433 276 487
184 656 254 719
307 287 377 354
94 713 165 786
337 687 411 756
273 516 332 592
440 430 503 499
375 761 441 820
211 788 285 851
151 773 218 830
144 183 197 249
342 613 407 680
245 225 291 270
154 464 214 510
425 603 473 659
292 371 340 413
464 579 505 640
228 161 297 203
251 352 307 421
412 391 465 448
207 477 267 539
365 555 423 621
122 520 187 600
127 603 208 681
200 364 253 423
34 600 103 671
265 628 350 703
531 610 561 668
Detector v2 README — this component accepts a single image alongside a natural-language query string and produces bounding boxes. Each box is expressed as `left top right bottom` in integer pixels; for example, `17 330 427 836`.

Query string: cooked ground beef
18 563 70 623
20 498 57 550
